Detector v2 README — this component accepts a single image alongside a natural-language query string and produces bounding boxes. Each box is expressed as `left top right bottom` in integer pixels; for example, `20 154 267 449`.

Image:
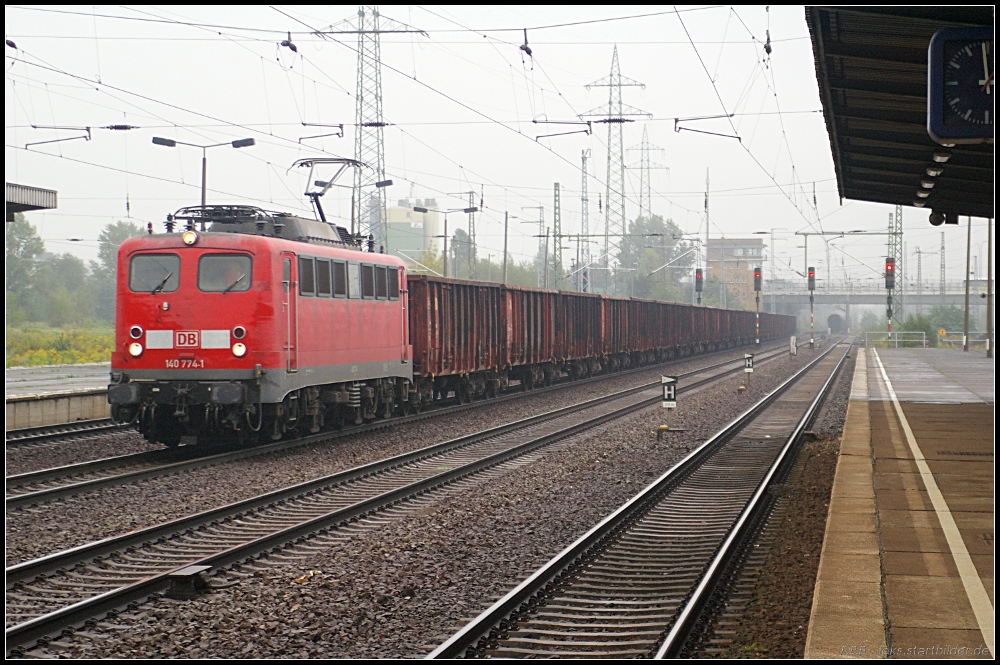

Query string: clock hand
981 71 994 93
980 42 993 89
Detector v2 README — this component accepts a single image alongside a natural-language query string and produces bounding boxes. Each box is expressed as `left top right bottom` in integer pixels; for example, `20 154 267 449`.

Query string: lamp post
152 136 255 229
414 204 479 279
754 228 788 313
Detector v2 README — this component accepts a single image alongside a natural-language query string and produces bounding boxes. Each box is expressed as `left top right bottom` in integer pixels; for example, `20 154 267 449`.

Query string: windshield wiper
221 273 247 294
151 272 173 294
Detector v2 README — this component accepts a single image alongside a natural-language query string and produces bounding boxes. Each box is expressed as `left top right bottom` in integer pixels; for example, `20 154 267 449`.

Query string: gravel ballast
5 432 161 477
20 346 835 659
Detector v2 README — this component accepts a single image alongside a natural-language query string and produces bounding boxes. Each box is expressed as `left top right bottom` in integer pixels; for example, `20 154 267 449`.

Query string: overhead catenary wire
673 6 824 237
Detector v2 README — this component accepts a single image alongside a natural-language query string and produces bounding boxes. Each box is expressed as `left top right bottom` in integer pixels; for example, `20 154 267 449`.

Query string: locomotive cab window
298 257 315 296
361 264 375 299
197 254 252 293
333 261 347 297
388 267 399 300
375 265 388 300
130 254 180 293
316 259 332 297
348 263 361 299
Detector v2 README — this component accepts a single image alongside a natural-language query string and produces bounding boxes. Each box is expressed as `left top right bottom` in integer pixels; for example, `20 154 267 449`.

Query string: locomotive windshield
129 254 180 293
198 254 252 293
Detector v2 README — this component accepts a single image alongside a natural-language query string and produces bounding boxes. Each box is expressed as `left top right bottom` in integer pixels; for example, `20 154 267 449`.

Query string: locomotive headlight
231 342 247 357
182 230 198 245
128 342 144 357
129 325 143 340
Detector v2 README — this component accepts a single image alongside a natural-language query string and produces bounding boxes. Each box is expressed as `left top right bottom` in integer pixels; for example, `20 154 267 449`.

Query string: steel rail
427 339 847 659
4 341 794 654
6 341 792 509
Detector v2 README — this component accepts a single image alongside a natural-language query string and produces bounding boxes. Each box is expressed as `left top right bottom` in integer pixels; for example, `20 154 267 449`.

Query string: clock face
942 39 994 127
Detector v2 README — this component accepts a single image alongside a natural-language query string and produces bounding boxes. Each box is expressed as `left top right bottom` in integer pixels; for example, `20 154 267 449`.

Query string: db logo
176 331 200 348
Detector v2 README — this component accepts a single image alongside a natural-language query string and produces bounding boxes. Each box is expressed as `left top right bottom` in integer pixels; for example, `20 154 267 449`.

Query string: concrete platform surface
806 348 994 659
5 363 111 399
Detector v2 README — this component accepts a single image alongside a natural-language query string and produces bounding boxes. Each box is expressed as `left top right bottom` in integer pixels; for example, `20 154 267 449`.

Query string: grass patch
6 326 114 368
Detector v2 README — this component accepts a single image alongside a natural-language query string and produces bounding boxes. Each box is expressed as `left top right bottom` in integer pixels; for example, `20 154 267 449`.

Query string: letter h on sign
661 376 677 408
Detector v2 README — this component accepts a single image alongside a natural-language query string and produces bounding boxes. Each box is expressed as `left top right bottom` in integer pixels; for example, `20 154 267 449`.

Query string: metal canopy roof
6 182 58 222
806 7 994 219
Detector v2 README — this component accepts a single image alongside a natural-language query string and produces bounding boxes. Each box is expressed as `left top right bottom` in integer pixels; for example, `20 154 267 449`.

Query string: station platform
806 348 994 659
5 364 112 430
5 363 111 399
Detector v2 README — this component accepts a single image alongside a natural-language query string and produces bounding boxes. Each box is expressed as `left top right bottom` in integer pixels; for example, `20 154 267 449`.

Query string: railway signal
885 257 896 333
753 267 762 345
695 268 703 305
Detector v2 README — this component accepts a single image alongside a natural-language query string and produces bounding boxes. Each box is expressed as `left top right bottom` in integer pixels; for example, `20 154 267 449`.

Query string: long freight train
108 205 795 445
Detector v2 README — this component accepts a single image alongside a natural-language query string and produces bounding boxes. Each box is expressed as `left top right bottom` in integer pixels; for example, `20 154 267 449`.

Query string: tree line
5 214 144 327
417 213 697 302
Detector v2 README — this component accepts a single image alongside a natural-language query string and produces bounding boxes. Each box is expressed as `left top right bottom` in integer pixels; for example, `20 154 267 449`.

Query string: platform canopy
805 7 994 219
6 182 58 222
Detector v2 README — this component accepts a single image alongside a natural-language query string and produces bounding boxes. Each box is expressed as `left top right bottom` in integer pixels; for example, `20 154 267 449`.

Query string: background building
706 237 764 310
386 198 440 261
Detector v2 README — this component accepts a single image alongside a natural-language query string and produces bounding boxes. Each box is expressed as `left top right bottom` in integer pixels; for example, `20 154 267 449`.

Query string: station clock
928 26 994 144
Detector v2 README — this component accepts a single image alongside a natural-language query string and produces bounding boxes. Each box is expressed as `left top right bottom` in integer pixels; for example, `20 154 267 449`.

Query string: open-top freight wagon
406 275 795 405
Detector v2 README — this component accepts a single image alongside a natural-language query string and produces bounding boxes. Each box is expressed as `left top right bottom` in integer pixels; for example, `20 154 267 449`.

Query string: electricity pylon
581 46 650 294
628 125 667 221
321 7 423 251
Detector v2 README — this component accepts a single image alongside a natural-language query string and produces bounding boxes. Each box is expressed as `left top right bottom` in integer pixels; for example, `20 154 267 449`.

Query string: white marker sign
661 376 677 408
744 354 754 373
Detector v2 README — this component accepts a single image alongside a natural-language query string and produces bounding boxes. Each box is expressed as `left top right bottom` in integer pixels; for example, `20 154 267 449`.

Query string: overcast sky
5 5 993 289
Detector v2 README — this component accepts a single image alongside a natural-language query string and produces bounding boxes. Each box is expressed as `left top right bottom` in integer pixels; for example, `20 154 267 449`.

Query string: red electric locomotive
108 205 412 445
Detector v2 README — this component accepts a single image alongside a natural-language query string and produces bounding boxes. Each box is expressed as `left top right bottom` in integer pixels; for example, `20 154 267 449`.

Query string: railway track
6 341 795 509
5 340 799 655
428 338 851 659
4 419 126 449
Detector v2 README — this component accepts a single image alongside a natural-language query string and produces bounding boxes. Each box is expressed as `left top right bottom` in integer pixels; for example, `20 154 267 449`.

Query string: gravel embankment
6 346 784 567
717 348 856 658
26 347 822 659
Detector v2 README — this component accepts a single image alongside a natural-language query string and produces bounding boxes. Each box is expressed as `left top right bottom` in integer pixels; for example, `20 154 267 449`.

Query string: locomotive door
281 253 298 372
